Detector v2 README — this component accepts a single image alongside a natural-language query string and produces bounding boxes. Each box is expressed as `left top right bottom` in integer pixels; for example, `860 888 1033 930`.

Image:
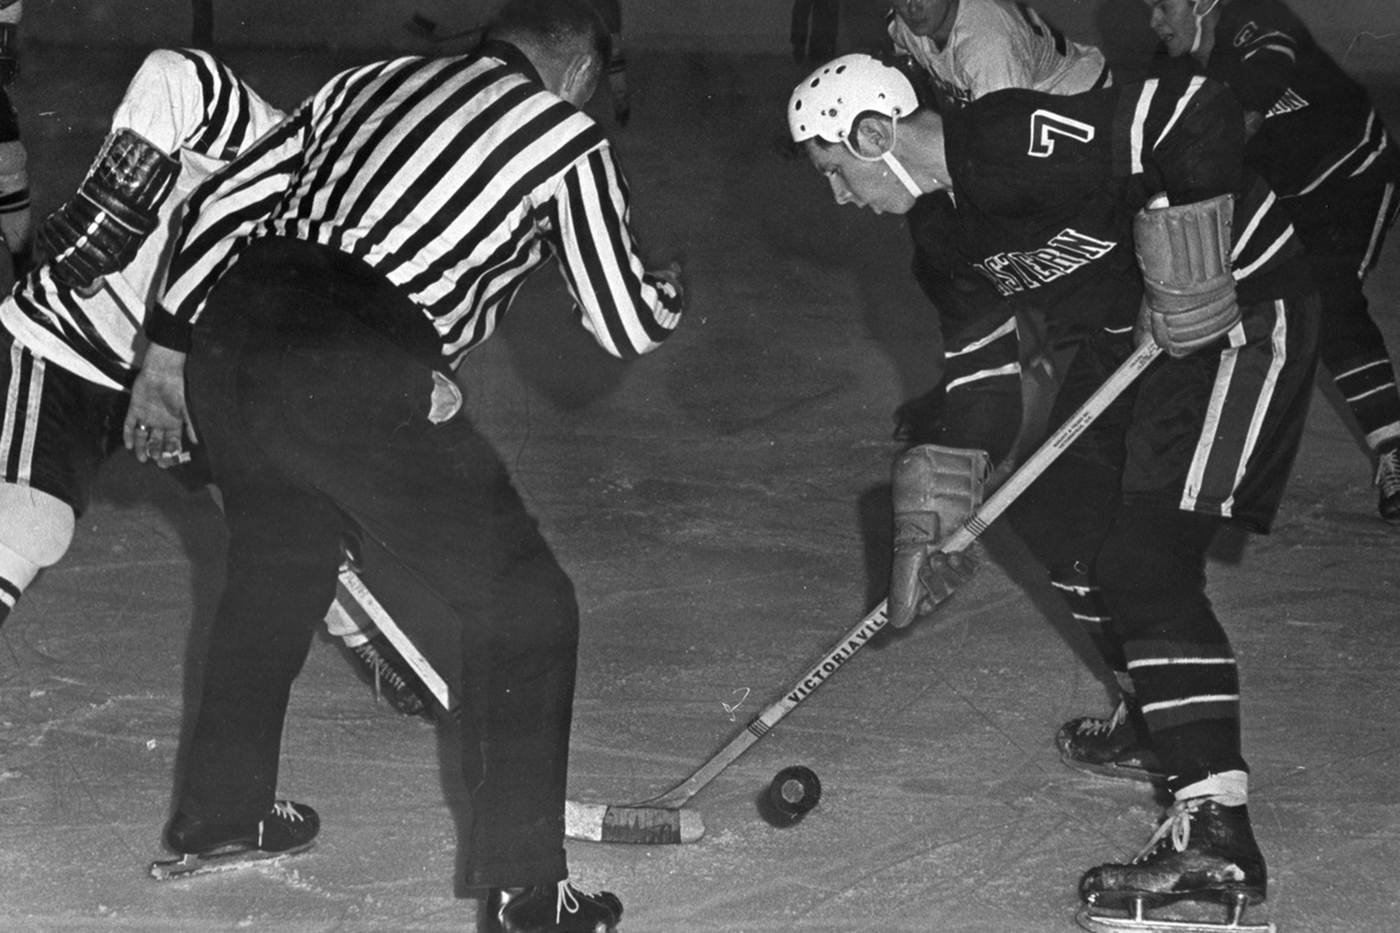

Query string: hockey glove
911 547 980 618
1133 193 1239 358
36 128 179 290
889 444 990 628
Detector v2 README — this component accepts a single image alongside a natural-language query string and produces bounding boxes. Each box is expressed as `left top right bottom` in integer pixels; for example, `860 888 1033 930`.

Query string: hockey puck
767 766 821 821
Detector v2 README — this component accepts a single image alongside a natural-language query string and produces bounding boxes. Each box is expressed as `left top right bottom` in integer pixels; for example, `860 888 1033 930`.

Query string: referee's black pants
175 237 575 889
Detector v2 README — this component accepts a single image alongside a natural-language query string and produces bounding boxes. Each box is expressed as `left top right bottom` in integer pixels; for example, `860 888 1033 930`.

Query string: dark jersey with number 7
942 69 1312 332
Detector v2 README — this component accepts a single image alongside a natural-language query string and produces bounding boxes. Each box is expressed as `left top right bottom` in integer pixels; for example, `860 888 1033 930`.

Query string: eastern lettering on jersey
929 72 973 112
1028 109 1095 158
973 228 1118 296
1264 87 1308 119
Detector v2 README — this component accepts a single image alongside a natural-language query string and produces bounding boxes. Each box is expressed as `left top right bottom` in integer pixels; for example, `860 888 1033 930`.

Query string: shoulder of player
954 0 1037 40
1215 0 1305 54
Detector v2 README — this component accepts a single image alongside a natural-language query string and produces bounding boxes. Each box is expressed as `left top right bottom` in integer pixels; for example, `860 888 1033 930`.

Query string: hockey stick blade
565 341 1163 844
403 13 484 45
333 565 699 842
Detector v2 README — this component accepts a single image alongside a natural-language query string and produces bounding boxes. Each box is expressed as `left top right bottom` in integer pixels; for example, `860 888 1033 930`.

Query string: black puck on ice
766 766 822 822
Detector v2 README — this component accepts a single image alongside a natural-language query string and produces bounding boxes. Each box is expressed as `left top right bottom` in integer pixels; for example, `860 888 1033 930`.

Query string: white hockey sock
1176 769 1248 807
324 598 375 646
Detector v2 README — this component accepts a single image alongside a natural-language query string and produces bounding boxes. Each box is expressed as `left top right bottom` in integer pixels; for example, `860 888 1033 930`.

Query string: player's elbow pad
1134 193 1240 358
35 128 179 289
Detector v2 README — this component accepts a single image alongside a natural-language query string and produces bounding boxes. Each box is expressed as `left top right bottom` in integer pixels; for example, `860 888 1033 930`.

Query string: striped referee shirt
151 40 682 368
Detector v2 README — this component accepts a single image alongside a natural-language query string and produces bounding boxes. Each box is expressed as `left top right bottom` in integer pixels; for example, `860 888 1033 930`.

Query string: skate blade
1077 903 1275 933
150 841 316 880
1060 753 1164 785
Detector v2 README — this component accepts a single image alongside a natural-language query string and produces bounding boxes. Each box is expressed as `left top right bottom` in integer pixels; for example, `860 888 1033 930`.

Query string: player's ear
851 114 893 159
559 50 601 108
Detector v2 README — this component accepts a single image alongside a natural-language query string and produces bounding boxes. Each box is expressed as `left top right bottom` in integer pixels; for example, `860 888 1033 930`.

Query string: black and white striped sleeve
148 107 312 351
545 143 682 359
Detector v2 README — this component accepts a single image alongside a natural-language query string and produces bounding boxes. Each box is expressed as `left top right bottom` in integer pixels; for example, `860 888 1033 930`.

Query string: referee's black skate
1057 696 1164 784
1376 440 1400 523
151 800 320 880
485 880 623 932
1077 798 1274 933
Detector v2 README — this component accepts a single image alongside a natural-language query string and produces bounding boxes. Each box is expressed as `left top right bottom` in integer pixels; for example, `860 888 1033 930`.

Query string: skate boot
486 881 623 933
349 634 435 720
152 800 320 879
1376 441 1400 523
1077 798 1272 933
1056 696 1164 784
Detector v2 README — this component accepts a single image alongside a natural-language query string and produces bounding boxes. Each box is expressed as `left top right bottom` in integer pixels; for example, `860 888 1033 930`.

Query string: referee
124 1 682 928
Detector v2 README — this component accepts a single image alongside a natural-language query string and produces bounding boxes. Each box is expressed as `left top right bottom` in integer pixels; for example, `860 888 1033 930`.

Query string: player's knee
0 483 75 571
1095 508 1215 640
0 138 27 193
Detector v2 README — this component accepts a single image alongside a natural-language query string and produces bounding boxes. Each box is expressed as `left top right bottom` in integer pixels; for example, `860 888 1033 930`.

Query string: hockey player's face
803 141 916 216
890 0 957 38
1145 0 1199 58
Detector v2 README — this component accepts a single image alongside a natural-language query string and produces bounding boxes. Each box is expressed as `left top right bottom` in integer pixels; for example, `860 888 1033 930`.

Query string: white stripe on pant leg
1358 181 1396 279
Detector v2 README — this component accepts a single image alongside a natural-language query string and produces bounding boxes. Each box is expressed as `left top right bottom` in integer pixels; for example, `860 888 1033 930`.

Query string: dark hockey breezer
1147 0 1400 523
787 53 1315 932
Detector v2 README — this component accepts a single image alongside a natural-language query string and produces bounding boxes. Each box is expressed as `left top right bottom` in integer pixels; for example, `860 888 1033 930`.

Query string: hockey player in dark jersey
788 54 1319 932
1145 0 1400 523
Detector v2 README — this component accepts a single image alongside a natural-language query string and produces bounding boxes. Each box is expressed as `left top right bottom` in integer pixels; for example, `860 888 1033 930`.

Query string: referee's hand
125 344 196 467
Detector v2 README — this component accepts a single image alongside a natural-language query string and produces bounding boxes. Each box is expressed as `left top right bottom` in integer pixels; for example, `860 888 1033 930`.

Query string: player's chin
900 13 941 36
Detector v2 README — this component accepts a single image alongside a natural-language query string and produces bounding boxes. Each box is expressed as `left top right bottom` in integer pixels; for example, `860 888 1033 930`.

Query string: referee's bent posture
124 1 683 929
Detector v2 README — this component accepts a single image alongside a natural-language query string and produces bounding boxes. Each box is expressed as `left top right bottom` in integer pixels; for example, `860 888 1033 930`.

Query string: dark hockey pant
173 237 576 889
1290 177 1400 451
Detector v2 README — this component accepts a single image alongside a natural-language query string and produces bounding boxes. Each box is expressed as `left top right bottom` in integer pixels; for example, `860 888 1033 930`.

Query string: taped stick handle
631 339 1162 814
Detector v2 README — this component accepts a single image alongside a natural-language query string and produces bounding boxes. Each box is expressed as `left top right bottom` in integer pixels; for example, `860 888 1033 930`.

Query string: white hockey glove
889 444 990 628
1133 193 1240 358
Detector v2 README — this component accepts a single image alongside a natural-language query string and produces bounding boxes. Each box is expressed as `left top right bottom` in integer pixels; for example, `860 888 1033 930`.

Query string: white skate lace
1376 447 1400 496
257 801 305 846
1132 798 1202 862
1078 698 1129 735
557 881 583 923
355 641 414 697
271 801 305 822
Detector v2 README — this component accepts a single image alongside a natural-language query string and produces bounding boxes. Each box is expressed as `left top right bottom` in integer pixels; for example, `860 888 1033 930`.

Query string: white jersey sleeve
0 49 285 390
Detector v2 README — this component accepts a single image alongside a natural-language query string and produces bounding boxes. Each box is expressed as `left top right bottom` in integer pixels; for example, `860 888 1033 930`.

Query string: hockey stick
565 340 1164 845
334 567 459 714
330 566 691 842
403 13 485 46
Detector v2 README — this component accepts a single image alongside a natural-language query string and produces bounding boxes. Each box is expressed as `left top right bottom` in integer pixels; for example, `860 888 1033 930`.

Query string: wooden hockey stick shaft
565 341 1163 844
335 567 459 712
332 566 686 841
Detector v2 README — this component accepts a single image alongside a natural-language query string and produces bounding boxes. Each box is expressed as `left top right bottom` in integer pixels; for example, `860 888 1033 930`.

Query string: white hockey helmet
788 53 920 147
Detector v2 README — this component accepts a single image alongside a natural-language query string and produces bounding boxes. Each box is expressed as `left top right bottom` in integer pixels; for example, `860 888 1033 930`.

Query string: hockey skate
1376 441 1400 523
151 800 320 880
1077 798 1274 933
485 880 623 933
1057 696 1164 784
349 634 435 719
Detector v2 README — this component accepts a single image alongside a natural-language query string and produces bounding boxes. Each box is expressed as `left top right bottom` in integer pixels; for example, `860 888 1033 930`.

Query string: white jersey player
888 0 1110 110
0 49 434 717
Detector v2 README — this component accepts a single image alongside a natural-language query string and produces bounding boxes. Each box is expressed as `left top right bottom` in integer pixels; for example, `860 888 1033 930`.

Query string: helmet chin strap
842 118 925 199
881 151 924 199
1191 0 1221 55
